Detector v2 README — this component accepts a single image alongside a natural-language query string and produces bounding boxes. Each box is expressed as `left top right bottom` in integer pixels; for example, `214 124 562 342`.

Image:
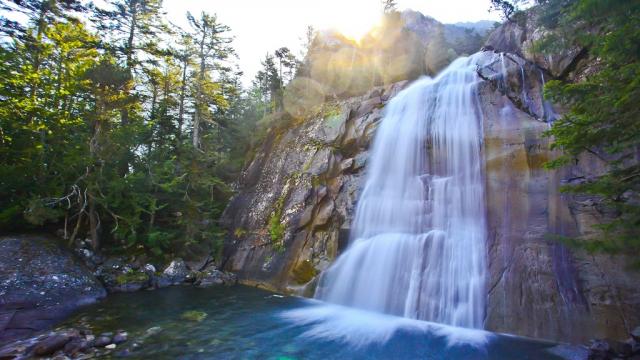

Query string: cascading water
315 54 487 329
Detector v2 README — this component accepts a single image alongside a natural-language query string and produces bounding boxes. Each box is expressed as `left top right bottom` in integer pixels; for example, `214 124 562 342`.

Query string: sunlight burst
319 3 382 41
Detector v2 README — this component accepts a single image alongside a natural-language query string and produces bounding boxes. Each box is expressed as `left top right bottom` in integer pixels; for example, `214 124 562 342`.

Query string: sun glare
318 2 382 42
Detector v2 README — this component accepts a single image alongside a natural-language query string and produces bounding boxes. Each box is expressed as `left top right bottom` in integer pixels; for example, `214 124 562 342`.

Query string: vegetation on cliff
493 0 640 264
545 0 640 265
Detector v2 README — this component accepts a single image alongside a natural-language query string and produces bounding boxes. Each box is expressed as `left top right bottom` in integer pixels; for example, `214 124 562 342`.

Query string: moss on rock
181 310 208 322
291 260 318 285
115 271 149 285
269 194 286 253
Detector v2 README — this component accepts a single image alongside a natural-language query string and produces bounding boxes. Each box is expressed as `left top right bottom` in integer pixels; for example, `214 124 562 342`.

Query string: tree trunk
87 92 104 251
28 6 47 108
88 195 100 250
192 24 207 150
121 4 138 127
118 4 138 176
177 56 188 143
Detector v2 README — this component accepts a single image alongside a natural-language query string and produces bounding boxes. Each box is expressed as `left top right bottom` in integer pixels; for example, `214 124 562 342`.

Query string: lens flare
320 3 382 42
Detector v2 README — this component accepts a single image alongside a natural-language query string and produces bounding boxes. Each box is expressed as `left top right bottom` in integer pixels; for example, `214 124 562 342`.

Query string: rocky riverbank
0 235 106 345
0 234 237 347
0 327 130 359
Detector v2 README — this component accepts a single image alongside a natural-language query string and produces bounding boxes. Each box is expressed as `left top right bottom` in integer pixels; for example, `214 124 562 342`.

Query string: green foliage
268 194 286 253
0 1 256 259
24 198 65 226
292 259 318 285
322 103 343 119
233 228 247 238
116 270 149 285
489 0 528 20
536 0 640 264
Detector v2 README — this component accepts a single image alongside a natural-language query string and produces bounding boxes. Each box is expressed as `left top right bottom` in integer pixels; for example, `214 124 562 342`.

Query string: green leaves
539 0 640 264
0 2 248 260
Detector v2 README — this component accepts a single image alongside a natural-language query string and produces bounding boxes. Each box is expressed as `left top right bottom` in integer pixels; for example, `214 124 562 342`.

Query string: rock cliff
221 12 640 344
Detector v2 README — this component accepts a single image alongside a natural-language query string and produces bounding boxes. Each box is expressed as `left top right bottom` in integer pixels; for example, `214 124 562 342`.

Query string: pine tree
382 0 397 13
186 11 233 150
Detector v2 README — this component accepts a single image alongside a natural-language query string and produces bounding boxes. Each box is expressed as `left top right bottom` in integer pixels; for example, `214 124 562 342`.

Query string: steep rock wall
477 54 640 343
222 82 407 295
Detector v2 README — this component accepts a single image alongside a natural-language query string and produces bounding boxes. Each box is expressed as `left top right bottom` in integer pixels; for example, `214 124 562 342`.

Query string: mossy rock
116 271 149 285
291 260 317 285
181 310 208 322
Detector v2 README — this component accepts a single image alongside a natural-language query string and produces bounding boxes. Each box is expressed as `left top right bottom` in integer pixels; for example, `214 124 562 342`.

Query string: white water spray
315 54 488 329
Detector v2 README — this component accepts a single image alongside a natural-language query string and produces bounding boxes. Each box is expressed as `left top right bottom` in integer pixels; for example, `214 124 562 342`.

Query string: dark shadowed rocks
0 235 106 344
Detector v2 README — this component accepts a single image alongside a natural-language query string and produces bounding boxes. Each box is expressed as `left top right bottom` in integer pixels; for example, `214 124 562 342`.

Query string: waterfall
539 70 559 123
315 54 487 329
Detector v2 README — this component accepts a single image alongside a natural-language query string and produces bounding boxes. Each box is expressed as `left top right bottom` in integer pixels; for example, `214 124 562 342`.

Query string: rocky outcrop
476 52 640 343
0 235 106 344
91 256 237 293
483 8 588 79
222 11 640 345
222 81 407 295
299 10 485 99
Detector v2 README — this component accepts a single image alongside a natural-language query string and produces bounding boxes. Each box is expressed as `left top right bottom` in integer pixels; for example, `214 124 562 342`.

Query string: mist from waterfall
315 54 488 329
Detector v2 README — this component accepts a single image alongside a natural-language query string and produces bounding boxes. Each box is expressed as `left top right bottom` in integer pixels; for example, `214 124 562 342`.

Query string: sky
164 0 502 85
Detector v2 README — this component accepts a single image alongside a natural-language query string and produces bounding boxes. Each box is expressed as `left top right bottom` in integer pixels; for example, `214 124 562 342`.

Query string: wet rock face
221 81 407 294
222 47 640 343
0 235 106 344
484 12 587 79
476 50 640 343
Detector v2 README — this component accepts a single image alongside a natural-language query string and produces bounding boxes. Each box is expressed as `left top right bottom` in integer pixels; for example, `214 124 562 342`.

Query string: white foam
280 301 492 349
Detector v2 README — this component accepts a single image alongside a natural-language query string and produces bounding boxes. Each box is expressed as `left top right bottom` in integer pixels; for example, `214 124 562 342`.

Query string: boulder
162 259 189 285
93 335 111 347
180 242 213 272
195 265 238 287
62 337 89 356
32 334 71 356
94 259 150 293
0 326 127 359
0 235 106 344
112 331 128 345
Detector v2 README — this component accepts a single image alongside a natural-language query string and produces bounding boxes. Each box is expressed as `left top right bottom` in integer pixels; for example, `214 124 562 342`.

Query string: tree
256 53 283 113
382 0 397 13
424 26 458 75
187 11 233 150
172 34 195 146
0 1 244 260
0 5 99 234
92 0 168 174
300 25 316 58
275 47 298 86
82 59 132 249
537 0 640 265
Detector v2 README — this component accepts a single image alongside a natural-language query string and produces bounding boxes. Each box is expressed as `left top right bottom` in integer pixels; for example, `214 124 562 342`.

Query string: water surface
60 286 567 359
